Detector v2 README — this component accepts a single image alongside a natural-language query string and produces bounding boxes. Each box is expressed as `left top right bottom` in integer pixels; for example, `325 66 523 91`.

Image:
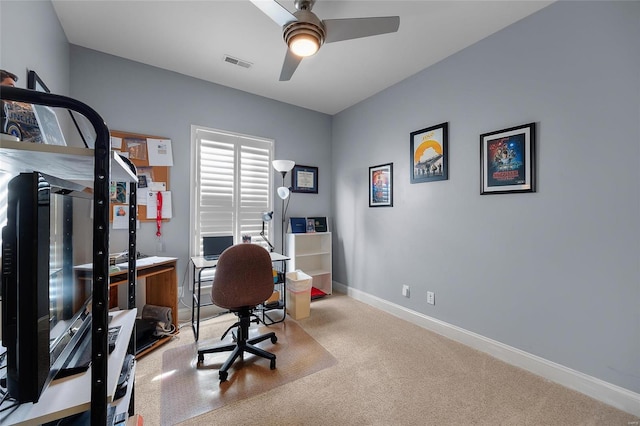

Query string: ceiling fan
250 0 400 81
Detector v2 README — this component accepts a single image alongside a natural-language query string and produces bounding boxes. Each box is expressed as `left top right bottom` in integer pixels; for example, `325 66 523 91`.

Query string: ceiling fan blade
324 16 400 43
250 0 297 27
279 49 304 81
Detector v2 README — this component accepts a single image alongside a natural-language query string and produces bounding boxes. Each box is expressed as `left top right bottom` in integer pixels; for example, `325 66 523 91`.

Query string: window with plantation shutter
191 126 274 256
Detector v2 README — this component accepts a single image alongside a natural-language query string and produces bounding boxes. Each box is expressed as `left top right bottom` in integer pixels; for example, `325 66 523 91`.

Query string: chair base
197 310 277 382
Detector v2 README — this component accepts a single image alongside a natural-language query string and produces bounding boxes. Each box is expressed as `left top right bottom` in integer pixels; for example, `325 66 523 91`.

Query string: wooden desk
75 256 178 357
190 252 289 341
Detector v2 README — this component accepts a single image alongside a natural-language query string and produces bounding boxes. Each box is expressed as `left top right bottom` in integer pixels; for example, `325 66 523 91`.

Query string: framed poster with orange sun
410 122 449 184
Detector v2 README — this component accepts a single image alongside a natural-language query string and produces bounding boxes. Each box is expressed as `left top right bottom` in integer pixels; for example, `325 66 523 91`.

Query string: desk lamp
260 210 275 252
272 159 295 253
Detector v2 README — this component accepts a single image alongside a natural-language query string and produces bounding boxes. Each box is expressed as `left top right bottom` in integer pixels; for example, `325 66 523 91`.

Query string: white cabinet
286 232 332 296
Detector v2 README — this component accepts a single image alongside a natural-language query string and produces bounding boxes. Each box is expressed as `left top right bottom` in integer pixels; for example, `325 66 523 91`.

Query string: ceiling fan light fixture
289 33 319 57
283 15 325 58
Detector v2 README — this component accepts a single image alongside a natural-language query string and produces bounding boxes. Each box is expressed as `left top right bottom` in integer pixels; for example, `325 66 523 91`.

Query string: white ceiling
52 0 553 115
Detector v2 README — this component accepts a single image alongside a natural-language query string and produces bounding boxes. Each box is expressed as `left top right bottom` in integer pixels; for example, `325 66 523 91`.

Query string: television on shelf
1 172 94 403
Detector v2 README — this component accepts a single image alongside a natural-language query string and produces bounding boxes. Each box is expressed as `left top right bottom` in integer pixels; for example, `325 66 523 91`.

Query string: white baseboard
332 281 640 417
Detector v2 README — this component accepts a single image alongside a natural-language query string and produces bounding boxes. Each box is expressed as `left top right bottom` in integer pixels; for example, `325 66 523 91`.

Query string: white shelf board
293 251 331 258
111 151 138 182
0 137 137 184
0 309 137 426
299 268 331 277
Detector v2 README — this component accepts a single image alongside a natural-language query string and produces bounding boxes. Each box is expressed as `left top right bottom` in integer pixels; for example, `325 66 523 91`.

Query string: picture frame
307 216 328 232
27 70 50 93
33 104 66 146
369 163 393 207
480 122 536 195
26 70 67 146
291 165 318 193
410 122 448 184
28 70 91 147
306 218 316 233
289 217 307 233
2 101 43 143
1 66 49 143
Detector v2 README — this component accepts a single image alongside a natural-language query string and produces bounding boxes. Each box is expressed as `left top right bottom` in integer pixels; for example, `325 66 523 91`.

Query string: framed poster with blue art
480 122 536 195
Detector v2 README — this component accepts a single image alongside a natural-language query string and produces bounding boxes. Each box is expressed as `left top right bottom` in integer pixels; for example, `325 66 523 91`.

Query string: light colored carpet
134 293 637 425
160 317 337 425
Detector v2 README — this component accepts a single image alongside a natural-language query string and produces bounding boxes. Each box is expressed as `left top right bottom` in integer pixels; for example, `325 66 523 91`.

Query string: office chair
196 243 277 382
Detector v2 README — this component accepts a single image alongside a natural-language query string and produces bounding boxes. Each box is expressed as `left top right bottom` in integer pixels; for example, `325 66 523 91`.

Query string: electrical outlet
427 291 435 305
402 285 410 297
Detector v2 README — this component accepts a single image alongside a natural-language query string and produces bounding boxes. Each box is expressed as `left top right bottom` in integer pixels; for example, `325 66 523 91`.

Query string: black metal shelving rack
1 86 137 426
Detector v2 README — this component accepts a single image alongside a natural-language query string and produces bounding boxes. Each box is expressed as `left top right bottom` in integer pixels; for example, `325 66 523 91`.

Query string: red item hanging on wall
156 191 163 236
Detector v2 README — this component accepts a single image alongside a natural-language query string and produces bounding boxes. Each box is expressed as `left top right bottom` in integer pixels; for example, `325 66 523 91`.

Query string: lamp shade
272 160 295 173
289 33 320 57
262 211 274 222
277 187 290 200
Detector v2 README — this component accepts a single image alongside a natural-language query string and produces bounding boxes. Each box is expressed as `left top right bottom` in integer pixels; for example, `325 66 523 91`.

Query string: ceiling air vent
223 55 252 69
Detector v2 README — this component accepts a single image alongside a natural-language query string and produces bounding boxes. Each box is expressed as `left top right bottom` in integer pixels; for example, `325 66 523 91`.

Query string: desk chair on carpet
196 243 277 382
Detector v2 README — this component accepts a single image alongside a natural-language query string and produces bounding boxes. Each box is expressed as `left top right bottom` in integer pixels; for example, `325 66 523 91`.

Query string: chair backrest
211 244 274 310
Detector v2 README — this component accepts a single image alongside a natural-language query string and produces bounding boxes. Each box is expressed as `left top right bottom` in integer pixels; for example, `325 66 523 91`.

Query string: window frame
189 125 275 258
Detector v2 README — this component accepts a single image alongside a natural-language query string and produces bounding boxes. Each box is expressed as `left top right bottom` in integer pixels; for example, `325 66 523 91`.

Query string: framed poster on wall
291 165 318 193
480 122 536 195
410 122 448 184
369 163 393 207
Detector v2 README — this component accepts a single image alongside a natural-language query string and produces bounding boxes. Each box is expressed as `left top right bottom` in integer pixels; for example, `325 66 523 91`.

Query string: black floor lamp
272 159 295 254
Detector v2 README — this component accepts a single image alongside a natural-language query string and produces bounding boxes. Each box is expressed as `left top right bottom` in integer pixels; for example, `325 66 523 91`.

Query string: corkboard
110 130 171 222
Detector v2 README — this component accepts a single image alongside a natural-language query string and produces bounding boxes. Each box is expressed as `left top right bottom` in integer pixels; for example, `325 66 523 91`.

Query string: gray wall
69 46 332 295
0 1 69 95
331 1 639 394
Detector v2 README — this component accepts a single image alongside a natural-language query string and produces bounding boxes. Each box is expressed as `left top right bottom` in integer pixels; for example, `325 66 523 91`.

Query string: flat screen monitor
1 172 93 403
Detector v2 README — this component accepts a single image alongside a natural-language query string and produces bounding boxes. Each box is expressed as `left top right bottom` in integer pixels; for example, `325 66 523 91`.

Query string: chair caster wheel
270 359 276 370
271 336 278 344
219 371 228 382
